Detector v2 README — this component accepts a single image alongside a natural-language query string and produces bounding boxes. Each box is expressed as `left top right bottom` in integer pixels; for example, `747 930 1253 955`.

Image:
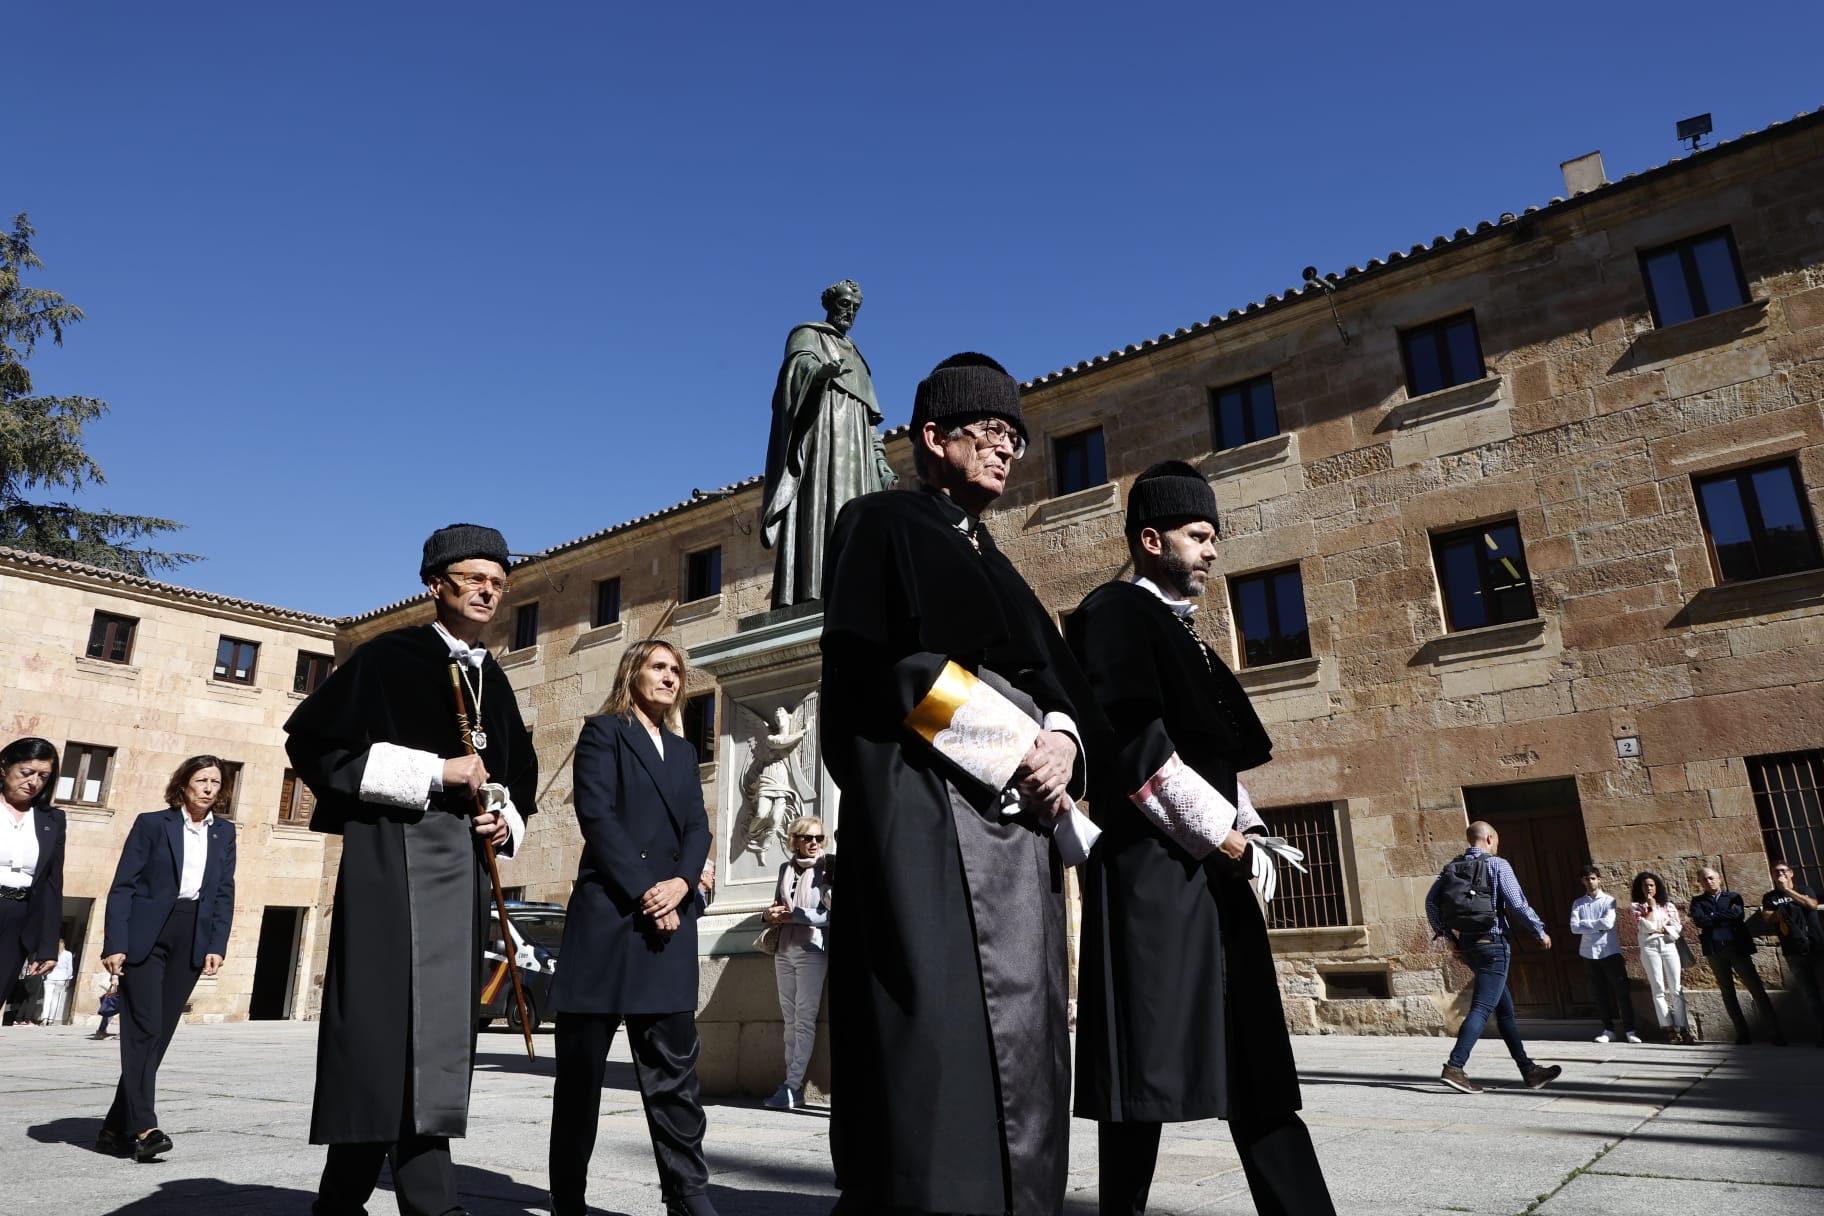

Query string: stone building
0 546 339 1025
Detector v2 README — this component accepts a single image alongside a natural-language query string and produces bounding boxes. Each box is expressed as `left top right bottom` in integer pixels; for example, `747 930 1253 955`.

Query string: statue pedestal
689 606 836 1099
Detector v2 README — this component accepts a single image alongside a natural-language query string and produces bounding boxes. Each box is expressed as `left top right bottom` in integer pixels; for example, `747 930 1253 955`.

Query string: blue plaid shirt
1426 848 1546 941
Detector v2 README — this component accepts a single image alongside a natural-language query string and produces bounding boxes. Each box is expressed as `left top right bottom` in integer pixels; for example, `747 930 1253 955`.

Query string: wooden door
1463 779 1591 1019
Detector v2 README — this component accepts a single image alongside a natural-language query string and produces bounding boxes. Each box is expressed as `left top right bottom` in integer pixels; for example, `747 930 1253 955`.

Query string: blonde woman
761 815 832 1110
1631 871 1692 1043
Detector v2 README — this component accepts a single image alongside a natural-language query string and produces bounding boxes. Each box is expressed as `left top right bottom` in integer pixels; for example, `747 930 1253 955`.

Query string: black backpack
1436 854 1497 934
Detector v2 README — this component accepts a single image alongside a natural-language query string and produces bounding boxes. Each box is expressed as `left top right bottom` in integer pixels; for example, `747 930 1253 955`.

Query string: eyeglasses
793 833 825 843
441 571 511 593
956 420 1027 460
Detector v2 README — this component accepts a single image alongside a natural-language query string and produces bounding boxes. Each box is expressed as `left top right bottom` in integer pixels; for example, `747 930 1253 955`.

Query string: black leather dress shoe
133 1129 174 1162
95 1128 130 1156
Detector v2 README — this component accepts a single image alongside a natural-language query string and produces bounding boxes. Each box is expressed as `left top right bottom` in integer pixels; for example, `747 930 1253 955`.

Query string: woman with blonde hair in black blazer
1 738 66 1020
548 639 717 1216
97 754 238 1162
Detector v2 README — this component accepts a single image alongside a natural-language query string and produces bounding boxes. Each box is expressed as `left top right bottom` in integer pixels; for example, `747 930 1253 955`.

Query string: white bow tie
448 643 486 669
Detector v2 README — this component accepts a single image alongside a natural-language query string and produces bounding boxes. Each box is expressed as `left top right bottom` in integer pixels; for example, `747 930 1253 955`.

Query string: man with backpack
1426 821 1562 1093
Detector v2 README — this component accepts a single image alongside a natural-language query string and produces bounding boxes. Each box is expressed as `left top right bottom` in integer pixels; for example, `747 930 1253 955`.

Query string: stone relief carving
732 695 817 863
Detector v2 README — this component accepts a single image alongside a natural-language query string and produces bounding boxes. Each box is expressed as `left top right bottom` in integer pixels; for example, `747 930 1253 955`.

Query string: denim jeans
1447 935 1536 1073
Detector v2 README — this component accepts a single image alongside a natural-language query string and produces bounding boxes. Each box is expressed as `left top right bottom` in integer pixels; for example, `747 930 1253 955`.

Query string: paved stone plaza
4 1021 1820 1215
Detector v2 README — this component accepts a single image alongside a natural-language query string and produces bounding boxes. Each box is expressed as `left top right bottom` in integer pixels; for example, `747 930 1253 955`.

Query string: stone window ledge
575 619 626 651
498 645 539 670
1201 430 1298 480
1235 654 1322 694
204 680 264 701
273 823 316 838
674 594 723 625
1029 480 1119 529
1267 924 1369 953
73 656 140 682
1625 297 1768 369
1679 566 1824 627
1387 375 1507 429
1416 615 1549 667
64 805 115 824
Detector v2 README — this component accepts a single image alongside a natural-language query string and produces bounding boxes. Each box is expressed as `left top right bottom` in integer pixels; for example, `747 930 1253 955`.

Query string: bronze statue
761 280 896 608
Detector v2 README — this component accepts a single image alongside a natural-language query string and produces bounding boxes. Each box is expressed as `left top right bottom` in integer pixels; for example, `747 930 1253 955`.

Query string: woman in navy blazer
548 639 717 1216
1 738 66 1013
98 754 237 1163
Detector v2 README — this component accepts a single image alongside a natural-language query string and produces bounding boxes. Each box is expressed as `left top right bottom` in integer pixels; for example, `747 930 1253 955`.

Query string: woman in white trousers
1631 871 1692 1043
761 816 831 1110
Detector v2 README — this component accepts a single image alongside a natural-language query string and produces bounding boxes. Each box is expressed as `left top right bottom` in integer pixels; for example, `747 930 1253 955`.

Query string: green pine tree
1 212 195 575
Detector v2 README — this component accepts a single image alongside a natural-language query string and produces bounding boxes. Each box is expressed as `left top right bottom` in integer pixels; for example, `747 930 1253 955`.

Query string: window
1261 802 1349 930
512 602 540 652
1400 312 1486 397
593 577 622 628
1210 374 1279 451
1052 428 1107 495
1693 459 1822 584
85 611 138 664
294 651 334 695
214 761 244 819
1228 565 1311 667
278 769 316 825
1749 750 1823 892
686 548 721 601
214 637 259 684
1432 520 1537 631
681 692 716 762
1640 228 1750 328
56 743 114 805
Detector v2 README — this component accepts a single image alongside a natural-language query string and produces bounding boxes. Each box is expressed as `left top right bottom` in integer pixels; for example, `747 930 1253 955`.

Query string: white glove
478 782 510 813
477 783 526 854
1248 835 1307 904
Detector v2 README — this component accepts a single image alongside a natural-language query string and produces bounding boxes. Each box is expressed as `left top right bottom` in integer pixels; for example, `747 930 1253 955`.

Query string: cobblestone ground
3 1021 1820 1215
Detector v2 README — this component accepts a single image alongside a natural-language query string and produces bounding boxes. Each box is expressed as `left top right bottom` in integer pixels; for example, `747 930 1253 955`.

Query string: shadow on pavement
101 1178 316 1214
25 1116 105 1147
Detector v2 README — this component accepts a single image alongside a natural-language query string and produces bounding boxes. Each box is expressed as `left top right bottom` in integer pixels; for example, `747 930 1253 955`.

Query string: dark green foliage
1 213 195 575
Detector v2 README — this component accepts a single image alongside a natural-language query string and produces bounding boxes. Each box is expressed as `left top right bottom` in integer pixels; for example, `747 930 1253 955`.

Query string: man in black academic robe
821 353 1102 1216
1068 463 1335 1216
287 524 537 1216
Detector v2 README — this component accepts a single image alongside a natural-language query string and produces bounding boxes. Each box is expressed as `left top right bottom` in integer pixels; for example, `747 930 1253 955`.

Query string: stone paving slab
1 1022 1819 1215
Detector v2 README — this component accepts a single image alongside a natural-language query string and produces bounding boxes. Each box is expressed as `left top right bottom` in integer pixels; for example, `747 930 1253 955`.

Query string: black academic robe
821 487 1099 1216
284 624 537 1144
550 713 711 1015
1067 579 1301 1124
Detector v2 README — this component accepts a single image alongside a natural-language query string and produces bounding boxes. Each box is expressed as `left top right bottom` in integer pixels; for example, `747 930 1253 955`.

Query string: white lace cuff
1234 781 1266 834
905 661 1042 792
1128 753 1239 860
359 743 440 810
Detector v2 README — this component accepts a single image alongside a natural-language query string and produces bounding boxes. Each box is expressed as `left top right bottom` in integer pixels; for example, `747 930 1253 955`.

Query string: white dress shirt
178 811 214 901
1 807 38 889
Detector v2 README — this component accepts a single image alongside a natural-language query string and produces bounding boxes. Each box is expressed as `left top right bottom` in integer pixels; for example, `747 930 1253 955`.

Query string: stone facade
0 547 339 1025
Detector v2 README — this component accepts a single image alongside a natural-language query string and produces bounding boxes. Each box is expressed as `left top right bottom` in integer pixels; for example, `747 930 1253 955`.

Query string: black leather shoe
133 1129 173 1162
95 1128 130 1156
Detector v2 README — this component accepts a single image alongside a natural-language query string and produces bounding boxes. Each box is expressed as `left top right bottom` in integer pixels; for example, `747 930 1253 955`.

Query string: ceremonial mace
448 663 536 1060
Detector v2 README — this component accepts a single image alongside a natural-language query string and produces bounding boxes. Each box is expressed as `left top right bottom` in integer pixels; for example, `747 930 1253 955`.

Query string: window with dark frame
686 548 722 601
214 760 243 819
1748 749 1823 893
1639 228 1751 328
1228 565 1312 667
593 577 622 628
1432 520 1537 631
1210 374 1280 451
85 611 138 664
1399 312 1486 397
1052 428 1107 496
512 602 540 652
1692 459 1822 584
213 637 260 684
279 768 316 825
56 743 115 805
293 651 334 695
1260 802 1350 930
681 692 716 763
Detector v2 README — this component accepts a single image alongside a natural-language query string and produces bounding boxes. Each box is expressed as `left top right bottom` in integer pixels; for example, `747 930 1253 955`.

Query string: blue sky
13 3 1821 617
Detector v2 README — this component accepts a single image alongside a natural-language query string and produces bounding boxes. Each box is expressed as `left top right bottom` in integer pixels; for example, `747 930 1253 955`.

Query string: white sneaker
1624 1031 1643 1044
1594 1030 1613 1043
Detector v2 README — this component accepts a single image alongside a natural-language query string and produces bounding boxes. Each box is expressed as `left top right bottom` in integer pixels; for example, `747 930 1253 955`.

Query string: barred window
1260 801 1350 930
1749 750 1823 892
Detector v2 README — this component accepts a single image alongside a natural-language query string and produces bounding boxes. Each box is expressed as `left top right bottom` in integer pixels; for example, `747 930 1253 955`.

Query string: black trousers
316 1133 460 1216
549 1011 710 1215
1098 1111 1336 1216
1586 953 1636 1032
105 900 201 1134
1709 950 1782 1040
0 897 37 1017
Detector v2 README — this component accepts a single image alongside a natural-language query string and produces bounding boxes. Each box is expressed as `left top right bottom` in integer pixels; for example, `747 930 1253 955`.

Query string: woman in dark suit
1 738 65 1017
98 754 238 1162
548 639 717 1216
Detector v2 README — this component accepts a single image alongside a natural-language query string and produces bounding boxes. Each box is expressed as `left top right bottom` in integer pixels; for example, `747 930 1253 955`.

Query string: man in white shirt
1570 865 1640 1043
40 940 73 1024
